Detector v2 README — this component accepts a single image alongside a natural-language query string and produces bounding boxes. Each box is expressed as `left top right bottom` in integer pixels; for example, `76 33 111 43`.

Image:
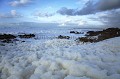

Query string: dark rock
1 39 13 43
70 31 84 34
76 28 120 43
21 41 25 42
18 34 35 38
70 31 76 33
103 28 120 32
0 34 16 43
13 39 19 41
85 31 102 36
57 35 70 39
76 37 97 43
0 44 5 46
0 34 16 40
0 33 36 43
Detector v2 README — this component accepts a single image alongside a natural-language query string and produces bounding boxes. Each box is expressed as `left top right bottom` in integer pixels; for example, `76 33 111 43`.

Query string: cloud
0 10 22 18
9 0 32 7
76 0 89 5
57 7 75 15
98 0 120 11
99 9 120 27
57 0 120 16
11 10 17 16
34 12 54 17
58 19 72 26
90 9 120 27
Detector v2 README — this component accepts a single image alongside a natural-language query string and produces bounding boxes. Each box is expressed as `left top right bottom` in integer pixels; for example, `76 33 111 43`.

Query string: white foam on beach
0 37 120 79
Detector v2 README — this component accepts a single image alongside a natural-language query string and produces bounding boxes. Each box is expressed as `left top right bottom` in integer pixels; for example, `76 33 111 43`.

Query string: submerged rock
57 35 70 39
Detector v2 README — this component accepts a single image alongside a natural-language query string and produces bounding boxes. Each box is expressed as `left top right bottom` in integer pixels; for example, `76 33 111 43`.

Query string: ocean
0 23 102 40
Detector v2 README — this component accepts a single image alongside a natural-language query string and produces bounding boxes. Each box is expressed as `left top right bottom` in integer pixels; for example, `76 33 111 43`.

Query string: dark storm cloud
57 7 75 15
57 0 97 15
98 0 120 11
90 9 120 27
57 0 120 16
75 0 97 15
99 9 120 27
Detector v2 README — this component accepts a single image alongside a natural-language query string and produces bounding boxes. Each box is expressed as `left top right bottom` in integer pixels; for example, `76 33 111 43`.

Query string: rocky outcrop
0 33 36 43
18 34 35 38
76 28 120 43
0 34 16 40
0 34 17 43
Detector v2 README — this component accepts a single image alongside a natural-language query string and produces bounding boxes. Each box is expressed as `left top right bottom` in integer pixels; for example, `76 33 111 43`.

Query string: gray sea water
0 23 102 40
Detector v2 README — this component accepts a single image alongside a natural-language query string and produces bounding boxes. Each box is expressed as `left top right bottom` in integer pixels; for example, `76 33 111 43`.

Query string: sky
0 0 120 28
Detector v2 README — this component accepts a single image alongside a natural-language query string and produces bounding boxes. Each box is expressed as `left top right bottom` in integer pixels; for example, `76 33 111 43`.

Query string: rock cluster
0 33 35 43
18 34 35 38
76 28 120 43
70 31 84 34
57 35 70 39
0 34 16 43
